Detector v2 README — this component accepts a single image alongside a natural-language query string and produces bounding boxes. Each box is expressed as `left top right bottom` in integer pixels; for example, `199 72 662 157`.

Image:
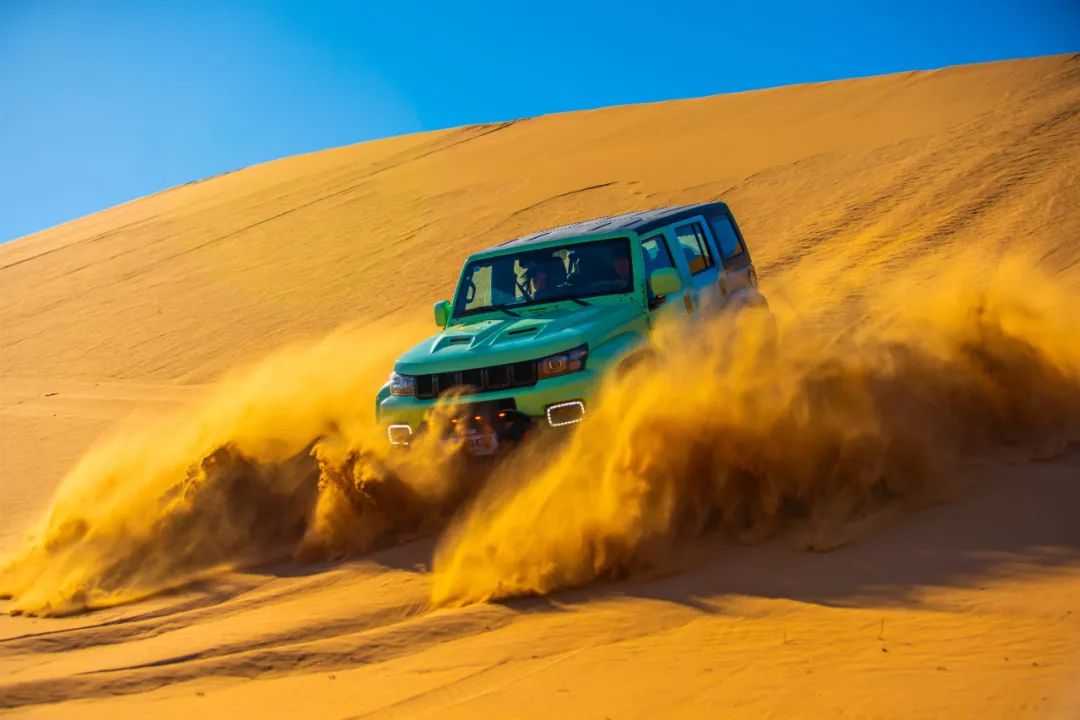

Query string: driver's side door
640 231 692 325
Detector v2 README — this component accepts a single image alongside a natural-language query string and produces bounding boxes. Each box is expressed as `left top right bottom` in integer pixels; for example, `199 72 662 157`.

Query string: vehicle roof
491 202 730 251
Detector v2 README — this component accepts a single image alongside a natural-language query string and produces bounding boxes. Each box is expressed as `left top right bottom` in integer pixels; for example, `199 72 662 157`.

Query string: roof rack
494 202 729 250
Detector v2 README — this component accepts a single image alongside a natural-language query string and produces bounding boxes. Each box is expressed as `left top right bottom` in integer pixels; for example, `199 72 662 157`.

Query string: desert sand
1 53 1079 717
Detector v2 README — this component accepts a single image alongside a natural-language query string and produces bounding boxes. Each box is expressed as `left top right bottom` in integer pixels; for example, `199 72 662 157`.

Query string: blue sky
1 0 1077 242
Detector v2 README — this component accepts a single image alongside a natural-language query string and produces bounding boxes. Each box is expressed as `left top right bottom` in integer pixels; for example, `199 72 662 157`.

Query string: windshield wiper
491 304 521 317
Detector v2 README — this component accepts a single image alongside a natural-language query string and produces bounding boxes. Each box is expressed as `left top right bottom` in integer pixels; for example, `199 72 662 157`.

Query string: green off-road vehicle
376 202 764 455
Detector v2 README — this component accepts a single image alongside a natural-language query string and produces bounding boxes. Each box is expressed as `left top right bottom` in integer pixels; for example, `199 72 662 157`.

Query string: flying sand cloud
2 255 1077 617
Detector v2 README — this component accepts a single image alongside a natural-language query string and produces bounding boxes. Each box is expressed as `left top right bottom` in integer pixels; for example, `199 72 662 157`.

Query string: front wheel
615 348 659 379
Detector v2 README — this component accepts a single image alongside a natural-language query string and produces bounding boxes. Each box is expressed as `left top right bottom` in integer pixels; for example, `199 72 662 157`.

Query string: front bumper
378 367 598 439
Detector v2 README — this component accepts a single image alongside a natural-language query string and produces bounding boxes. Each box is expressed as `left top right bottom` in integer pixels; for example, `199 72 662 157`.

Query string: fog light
388 424 412 446
545 400 585 427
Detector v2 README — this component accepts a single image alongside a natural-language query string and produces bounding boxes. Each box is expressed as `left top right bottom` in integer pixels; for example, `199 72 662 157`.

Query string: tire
616 348 658 378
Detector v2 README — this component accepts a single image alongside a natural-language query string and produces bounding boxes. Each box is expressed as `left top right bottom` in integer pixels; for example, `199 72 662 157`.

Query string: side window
709 214 744 259
674 222 714 275
641 235 676 303
641 235 675 274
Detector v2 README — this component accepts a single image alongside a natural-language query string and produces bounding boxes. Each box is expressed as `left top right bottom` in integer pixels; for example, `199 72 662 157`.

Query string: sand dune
1 54 1079 717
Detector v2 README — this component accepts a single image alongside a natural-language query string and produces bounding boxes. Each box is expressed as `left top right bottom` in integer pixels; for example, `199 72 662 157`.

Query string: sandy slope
1 54 1079 717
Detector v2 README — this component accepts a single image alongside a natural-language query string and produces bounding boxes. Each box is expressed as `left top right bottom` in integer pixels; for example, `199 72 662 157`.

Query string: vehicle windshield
453 237 634 318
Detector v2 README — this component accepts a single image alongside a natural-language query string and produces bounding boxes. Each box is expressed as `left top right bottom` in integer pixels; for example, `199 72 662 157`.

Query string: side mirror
648 268 681 298
433 300 451 327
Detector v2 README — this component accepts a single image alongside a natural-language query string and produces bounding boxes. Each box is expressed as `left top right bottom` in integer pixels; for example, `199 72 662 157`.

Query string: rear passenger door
672 220 721 310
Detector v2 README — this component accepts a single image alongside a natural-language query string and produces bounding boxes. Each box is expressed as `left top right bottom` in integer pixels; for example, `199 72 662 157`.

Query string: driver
528 256 567 300
591 245 631 292
565 245 632 294
611 251 632 289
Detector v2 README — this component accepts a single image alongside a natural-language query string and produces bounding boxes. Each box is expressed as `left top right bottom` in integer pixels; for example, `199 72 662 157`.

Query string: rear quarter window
709 214 745 259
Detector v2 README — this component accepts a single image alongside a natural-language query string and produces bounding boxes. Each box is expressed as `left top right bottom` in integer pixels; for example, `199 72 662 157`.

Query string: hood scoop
505 325 541 336
432 335 475 352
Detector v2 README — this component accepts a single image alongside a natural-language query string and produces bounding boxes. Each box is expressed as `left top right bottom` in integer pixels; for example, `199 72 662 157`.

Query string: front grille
415 360 539 399
461 368 483 388
510 360 536 385
485 364 510 389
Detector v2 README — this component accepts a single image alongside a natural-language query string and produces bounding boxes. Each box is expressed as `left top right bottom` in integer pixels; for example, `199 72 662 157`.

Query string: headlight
538 345 588 380
390 371 416 396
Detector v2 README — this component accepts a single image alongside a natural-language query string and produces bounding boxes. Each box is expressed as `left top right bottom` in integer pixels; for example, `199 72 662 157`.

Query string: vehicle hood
395 301 642 374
